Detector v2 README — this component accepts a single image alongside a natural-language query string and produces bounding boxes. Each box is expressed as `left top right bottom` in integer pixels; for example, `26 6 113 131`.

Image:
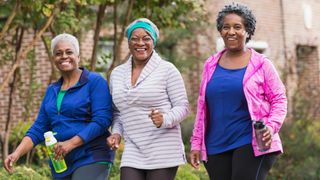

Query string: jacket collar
52 67 89 91
124 50 161 88
206 48 265 85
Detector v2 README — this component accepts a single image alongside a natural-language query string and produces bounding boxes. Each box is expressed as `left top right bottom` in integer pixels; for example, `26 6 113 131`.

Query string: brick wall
295 45 320 117
279 0 320 118
0 30 52 132
80 30 94 62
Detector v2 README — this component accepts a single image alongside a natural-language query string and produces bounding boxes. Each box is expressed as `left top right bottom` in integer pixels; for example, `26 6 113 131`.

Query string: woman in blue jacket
4 33 114 180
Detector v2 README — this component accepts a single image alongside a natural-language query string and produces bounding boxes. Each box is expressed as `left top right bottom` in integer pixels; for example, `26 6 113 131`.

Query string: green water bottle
44 131 67 173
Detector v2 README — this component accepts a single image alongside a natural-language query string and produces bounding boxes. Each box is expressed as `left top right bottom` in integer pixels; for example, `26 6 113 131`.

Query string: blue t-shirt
205 64 252 155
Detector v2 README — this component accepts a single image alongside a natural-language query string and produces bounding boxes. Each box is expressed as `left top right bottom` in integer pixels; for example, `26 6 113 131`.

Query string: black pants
204 144 279 180
120 166 178 180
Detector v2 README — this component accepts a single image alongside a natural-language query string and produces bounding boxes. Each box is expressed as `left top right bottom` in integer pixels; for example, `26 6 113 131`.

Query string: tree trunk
41 35 57 84
90 2 108 71
1 27 24 163
3 72 17 161
109 0 134 72
0 0 20 41
112 0 117 69
0 5 59 93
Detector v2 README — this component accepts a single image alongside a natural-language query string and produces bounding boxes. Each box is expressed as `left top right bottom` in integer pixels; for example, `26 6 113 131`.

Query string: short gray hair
51 33 80 55
125 18 160 40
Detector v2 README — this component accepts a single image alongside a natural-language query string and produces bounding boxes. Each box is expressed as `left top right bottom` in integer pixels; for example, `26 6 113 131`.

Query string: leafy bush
269 119 320 179
9 121 47 166
181 114 196 154
0 164 51 180
176 164 209 180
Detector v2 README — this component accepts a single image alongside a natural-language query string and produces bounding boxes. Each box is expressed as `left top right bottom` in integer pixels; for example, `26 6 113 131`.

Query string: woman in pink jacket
190 3 287 180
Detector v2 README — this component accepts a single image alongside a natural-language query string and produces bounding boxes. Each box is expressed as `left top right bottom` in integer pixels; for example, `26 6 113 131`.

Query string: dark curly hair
216 3 256 43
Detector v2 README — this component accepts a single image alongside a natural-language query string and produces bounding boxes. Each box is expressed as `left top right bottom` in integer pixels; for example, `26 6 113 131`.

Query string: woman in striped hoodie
107 18 190 180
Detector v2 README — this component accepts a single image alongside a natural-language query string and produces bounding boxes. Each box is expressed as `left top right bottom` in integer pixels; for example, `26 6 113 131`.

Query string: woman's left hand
149 109 163 128
262 127 273 147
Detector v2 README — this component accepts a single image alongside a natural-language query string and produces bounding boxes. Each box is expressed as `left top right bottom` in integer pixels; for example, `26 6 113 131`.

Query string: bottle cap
254 121 265 129
44 131 53 138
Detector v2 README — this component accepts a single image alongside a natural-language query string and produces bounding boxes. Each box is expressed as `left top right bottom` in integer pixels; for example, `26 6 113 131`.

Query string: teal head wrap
127 21 158 46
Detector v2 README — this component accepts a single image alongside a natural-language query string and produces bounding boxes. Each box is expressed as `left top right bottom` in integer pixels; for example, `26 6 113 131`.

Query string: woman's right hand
190 150 201 170
4 151 20 173
106 133 121 150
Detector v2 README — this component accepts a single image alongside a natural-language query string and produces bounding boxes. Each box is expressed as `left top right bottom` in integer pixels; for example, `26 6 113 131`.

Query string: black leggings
120 166 178 180
204 144 279 180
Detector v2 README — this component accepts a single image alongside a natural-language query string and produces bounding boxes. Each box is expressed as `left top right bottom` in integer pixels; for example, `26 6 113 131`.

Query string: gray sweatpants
53 163 111 180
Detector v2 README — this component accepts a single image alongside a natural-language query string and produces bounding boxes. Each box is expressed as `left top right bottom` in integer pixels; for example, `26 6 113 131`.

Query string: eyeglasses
54 50 75 58
129 36 153 44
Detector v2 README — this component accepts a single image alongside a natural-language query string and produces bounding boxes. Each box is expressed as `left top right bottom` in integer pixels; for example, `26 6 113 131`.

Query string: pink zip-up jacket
190 48 287 161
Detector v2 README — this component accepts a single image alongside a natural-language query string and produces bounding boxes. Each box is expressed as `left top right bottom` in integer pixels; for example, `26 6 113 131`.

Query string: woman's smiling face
53 41 80 72
129 28 154 62
220 13 248 51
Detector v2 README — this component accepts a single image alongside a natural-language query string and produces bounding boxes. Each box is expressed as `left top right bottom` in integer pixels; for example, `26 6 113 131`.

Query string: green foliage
269 120 320 179
9 121 31 144
131 0 207 29
181 114 195 153
20 49 42 121
3 1 55 29
0 165 51 180
9 121 48 166
0 41 15 66
96 51 112 72
176 164 209 180
54 5 81 33
109 139 123 179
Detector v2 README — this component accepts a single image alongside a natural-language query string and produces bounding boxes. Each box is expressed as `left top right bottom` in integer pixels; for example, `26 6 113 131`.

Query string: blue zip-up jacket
25 68 115 178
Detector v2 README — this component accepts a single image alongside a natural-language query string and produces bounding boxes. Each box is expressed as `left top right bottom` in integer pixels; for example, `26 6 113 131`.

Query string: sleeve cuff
161 114 172 128
112 128 123 136
77 132 89 143
24 134 41 146
265 124 275 135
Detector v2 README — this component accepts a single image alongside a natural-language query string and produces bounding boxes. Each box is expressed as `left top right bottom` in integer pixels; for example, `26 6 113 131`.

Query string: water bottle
253 121 270 152
44 131 67 173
